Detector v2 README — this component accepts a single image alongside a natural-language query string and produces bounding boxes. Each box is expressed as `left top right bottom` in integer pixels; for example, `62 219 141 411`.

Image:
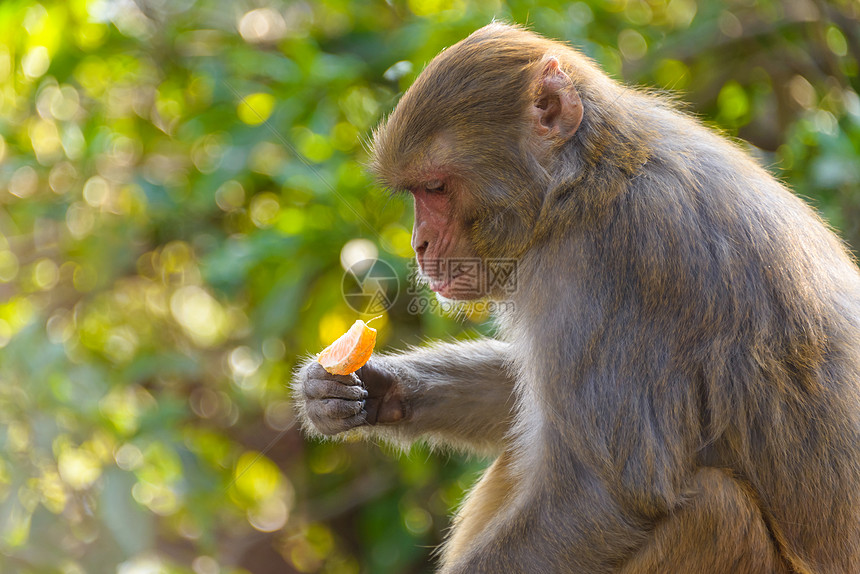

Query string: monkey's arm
293 338 516 456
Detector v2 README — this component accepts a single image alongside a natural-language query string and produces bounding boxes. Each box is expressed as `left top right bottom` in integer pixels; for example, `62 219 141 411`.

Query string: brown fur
443 450 518 562
295 23 860 573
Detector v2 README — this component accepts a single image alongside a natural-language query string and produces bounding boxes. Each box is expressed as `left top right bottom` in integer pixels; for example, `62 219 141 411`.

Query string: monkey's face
405 162 486 301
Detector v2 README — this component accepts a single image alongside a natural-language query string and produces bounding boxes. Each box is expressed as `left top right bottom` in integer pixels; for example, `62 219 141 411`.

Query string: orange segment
317 319 377 375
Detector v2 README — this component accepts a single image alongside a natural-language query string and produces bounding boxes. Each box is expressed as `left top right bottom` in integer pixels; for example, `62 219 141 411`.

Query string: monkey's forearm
364 338 516 456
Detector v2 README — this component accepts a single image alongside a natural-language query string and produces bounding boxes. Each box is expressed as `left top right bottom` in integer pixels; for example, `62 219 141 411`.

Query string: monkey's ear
532 57 583 141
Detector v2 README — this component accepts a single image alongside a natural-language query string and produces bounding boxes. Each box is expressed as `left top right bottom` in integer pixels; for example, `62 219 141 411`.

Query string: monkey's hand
294 359 408 437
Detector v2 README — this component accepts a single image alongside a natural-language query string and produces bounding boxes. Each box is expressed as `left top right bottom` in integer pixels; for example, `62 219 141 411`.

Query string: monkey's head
370 23 593 300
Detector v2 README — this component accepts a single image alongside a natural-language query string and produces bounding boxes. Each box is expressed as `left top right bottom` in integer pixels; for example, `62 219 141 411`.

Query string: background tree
0 0 857 572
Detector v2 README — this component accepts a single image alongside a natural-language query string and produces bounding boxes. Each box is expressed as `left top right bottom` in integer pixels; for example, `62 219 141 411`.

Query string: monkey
294 23 860 573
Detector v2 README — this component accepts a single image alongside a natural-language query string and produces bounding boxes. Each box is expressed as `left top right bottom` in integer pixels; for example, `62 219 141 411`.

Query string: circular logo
341 258 399 314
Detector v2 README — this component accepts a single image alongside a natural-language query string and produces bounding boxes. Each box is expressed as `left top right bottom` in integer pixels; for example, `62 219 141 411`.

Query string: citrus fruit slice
317 319 377 375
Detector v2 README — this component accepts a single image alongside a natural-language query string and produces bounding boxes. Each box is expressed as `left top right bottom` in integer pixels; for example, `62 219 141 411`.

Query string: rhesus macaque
294 23 860 573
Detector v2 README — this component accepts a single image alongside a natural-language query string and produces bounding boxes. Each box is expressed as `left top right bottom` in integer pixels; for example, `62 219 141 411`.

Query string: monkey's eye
424 180 445 194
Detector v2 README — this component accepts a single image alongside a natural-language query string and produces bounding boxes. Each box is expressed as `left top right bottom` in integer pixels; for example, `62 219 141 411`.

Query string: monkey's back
638 110 860 570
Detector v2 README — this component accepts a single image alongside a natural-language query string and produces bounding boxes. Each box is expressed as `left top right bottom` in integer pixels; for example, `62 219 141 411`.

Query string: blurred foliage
0 0 857 572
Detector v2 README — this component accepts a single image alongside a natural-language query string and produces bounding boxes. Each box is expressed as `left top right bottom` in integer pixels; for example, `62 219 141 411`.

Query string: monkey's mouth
428 273 461 293
427 271 482 299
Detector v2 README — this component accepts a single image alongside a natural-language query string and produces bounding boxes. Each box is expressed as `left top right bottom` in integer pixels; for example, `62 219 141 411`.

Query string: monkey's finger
308 398 364 421
305 362 362 386
304 378 368 401
330 372 362 386
314 413 368 436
